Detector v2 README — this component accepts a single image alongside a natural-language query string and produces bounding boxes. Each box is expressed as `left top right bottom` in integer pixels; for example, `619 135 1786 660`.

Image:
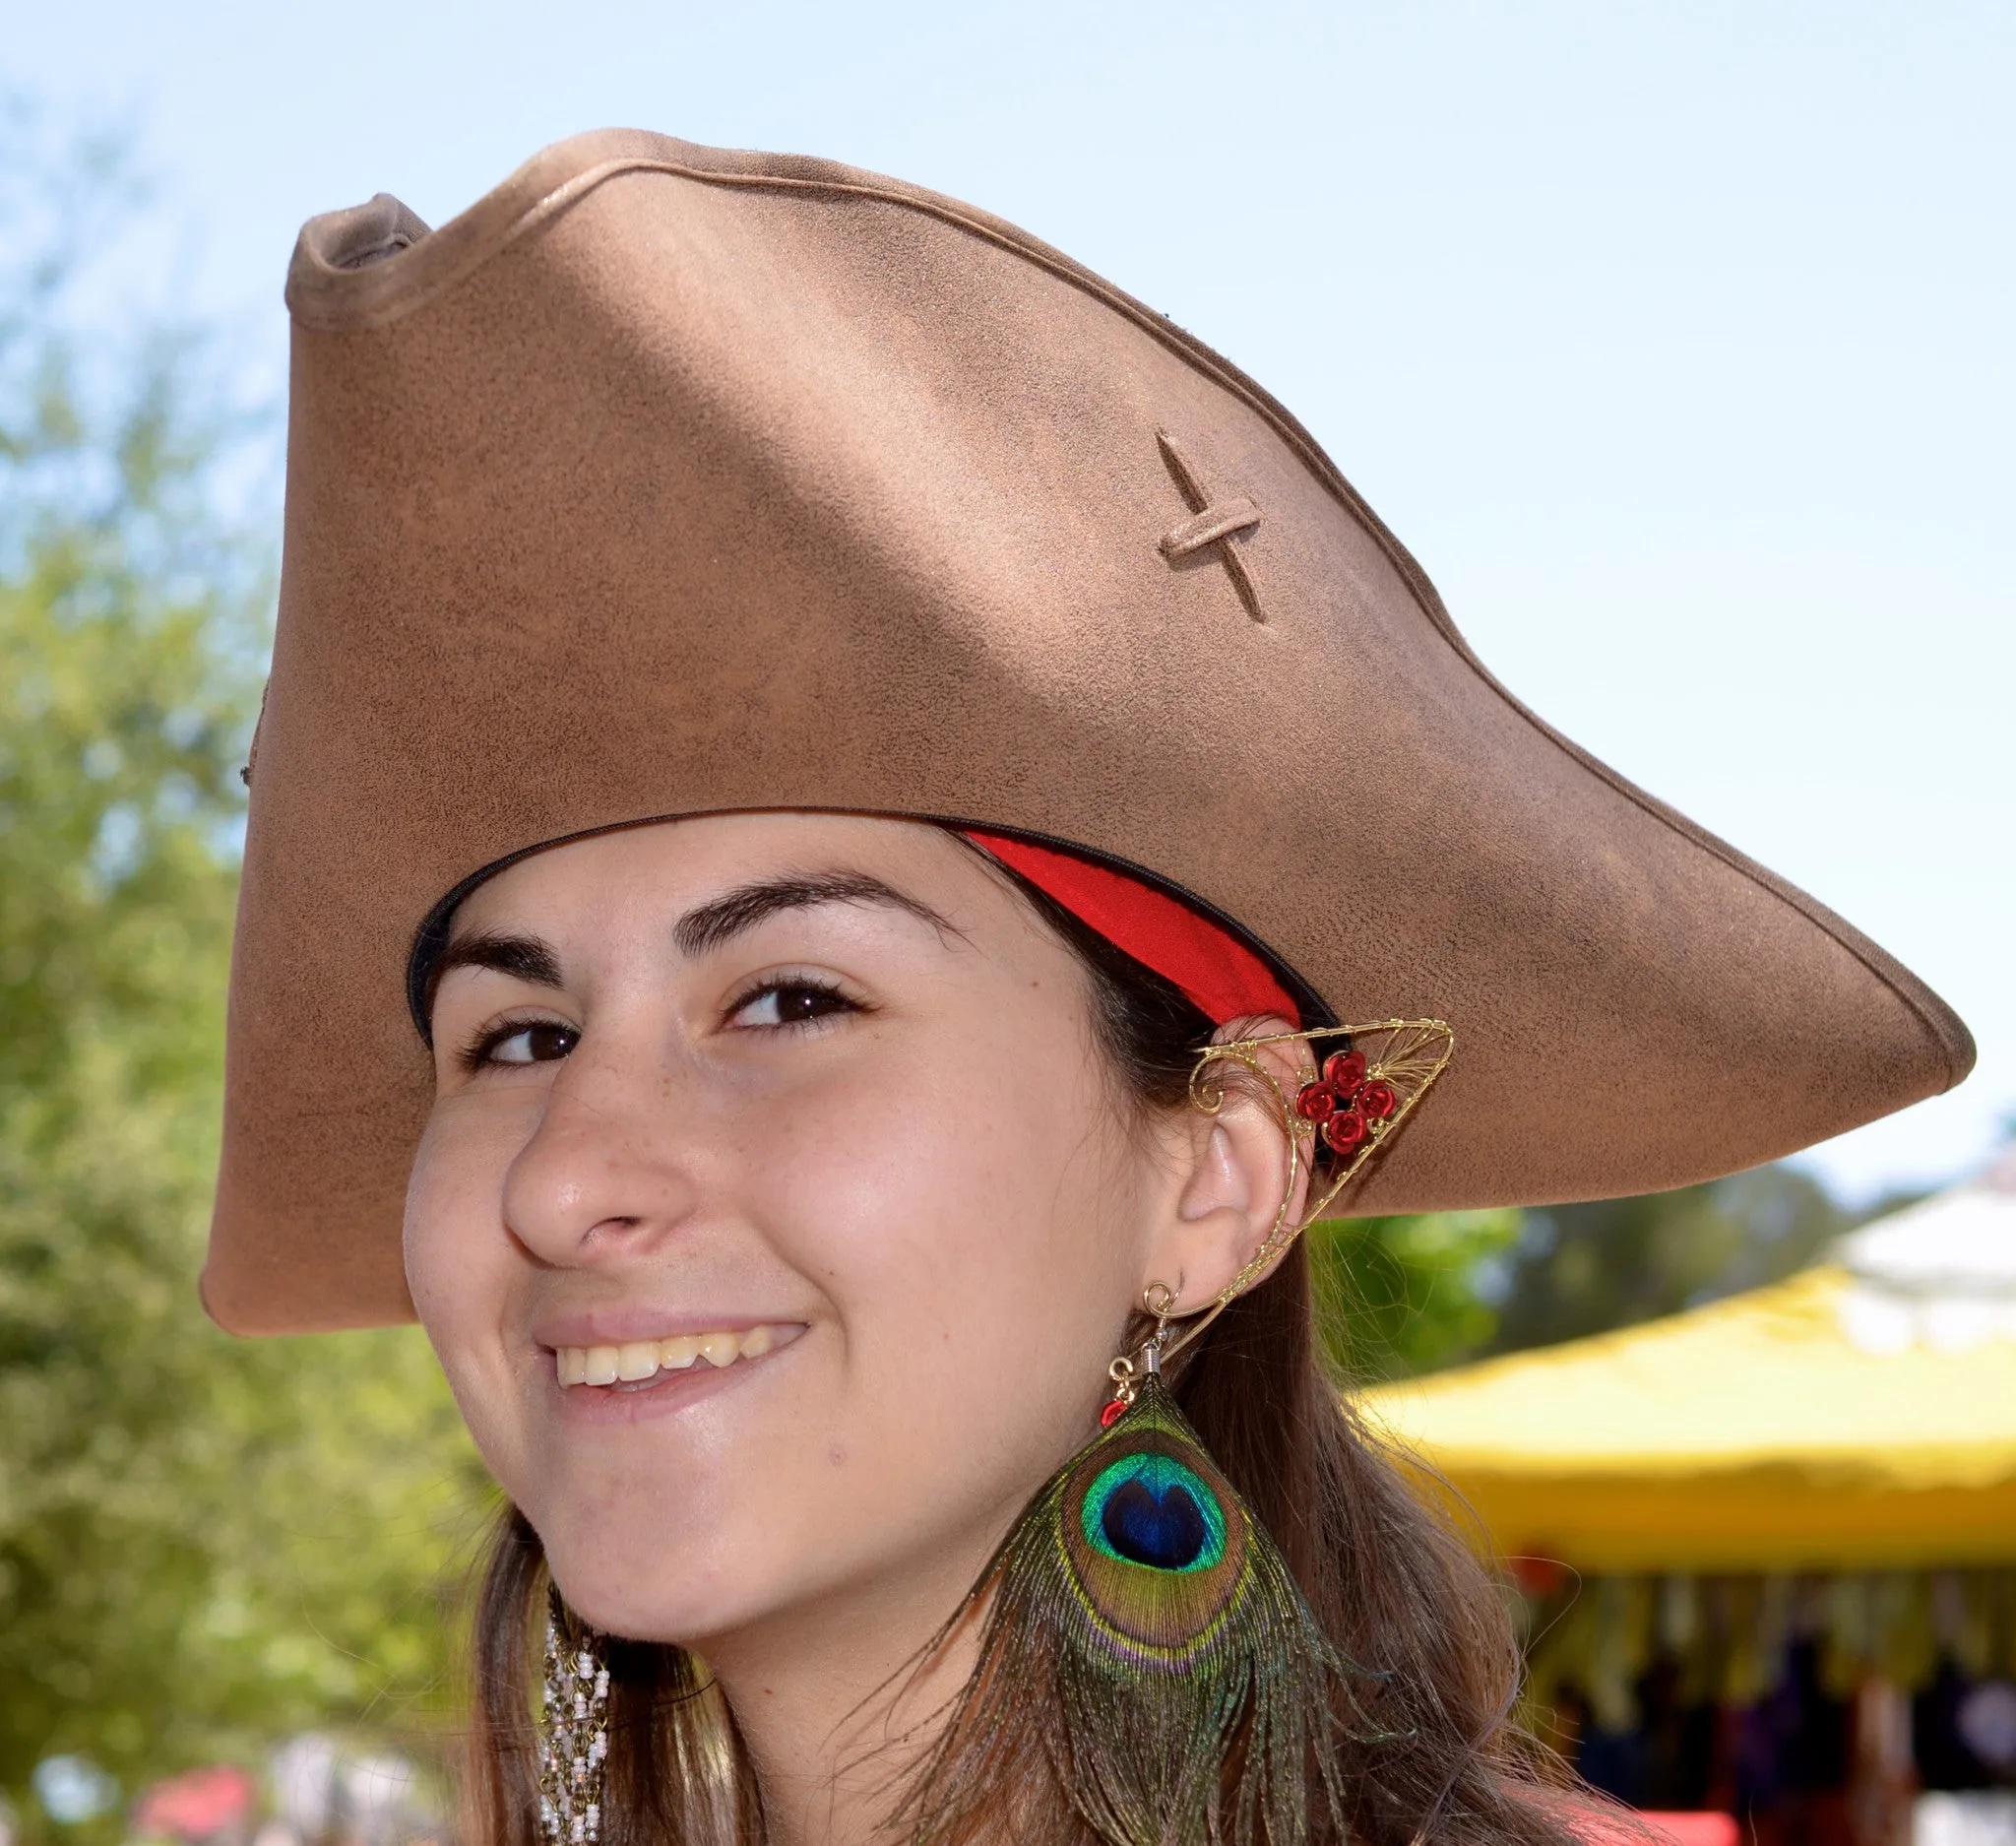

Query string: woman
206 131 1971 1846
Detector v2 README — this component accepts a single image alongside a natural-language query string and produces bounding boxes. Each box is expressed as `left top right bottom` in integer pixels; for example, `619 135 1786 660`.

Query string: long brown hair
462 859 1581 1846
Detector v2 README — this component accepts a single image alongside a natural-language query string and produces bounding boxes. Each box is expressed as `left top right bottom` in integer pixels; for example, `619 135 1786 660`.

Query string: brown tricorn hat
204 128 1972 1334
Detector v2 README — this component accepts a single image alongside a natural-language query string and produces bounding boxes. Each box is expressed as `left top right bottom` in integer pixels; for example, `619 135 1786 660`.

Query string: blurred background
2 3 2010 1843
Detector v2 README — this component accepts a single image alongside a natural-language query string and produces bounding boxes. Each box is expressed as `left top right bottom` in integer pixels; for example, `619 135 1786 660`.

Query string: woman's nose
500 1045 700 1267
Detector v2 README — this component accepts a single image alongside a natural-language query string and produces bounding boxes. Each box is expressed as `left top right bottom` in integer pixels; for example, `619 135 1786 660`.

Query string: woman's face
407 813 1228 1650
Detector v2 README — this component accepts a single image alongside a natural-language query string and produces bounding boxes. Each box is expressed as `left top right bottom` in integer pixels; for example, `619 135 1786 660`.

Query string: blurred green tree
0 110 482 1828
1478 1164 1861 1359
1311 1166 1876 1381
1309 1210 1524 1381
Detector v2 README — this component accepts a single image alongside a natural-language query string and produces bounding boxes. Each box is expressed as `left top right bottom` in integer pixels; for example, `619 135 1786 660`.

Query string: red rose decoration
1323 1050 1367 1097
1323 1105 1368 1155
1294 1081 1339 1122
1358 1079 1398 1121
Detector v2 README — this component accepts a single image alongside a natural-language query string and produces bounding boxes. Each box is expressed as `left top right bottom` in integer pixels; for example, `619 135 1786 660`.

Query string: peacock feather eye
1081 1452 1228 1572
1056 1383 1251 1659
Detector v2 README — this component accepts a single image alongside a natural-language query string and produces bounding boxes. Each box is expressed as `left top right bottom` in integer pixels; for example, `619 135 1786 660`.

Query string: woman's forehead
445 813 1029 963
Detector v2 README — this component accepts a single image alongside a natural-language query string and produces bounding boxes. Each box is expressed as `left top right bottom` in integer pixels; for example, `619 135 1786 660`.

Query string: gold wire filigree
1155 1018 1454 1365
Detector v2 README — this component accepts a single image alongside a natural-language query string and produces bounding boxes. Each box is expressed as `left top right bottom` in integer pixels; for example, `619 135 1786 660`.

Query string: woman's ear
1140 1018 1313 1308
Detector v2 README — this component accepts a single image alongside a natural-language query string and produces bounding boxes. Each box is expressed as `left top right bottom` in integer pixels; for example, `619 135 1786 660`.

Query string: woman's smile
550 1319 806 1387
544 1320 809 1423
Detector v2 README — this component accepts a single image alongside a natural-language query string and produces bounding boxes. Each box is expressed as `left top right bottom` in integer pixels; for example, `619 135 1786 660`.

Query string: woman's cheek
770 1051 1117 1428
765 1054 1033 1299
403 1103 532 1486
404 1105 479 1320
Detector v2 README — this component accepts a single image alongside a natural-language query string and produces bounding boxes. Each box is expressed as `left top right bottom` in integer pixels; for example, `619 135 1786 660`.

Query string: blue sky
12 0 2012 1201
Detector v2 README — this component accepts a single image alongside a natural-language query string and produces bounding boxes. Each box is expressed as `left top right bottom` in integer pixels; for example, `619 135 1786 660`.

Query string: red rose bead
1323 1050 1367 1097
1101 1398 1129 1429
1358 1079 1398 1121
1323 1106 1368 1155
1295 1081 1339 1122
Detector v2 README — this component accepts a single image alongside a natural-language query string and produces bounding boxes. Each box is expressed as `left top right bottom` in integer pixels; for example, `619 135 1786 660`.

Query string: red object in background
133 1765 255 1841
1640 1813 1739 1846
1507 1554 1570 1598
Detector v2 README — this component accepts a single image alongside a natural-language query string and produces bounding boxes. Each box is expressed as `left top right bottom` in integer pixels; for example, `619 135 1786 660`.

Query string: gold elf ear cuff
1148 1019 1454 1365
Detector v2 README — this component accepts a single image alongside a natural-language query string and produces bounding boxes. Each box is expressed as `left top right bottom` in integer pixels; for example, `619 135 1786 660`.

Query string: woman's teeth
553 1324 798 1389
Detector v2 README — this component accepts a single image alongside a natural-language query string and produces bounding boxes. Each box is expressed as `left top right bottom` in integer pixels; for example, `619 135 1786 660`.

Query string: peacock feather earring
905 1019 1453 1846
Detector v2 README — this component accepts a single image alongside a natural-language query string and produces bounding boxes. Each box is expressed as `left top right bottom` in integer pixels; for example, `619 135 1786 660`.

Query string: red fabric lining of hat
964 832 1301 1028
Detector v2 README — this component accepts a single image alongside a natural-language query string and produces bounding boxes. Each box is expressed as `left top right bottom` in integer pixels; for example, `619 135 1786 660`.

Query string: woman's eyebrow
430 930 564 997
672 871 965 958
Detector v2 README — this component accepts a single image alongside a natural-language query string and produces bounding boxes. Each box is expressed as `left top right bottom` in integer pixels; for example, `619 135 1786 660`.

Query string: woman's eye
727 981 857 1031
482 1022 579 1066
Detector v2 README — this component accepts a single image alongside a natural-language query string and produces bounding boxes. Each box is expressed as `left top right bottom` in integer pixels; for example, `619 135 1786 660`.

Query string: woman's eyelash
457 1016 579 1072
725 975 867 1032
449 979 863 1068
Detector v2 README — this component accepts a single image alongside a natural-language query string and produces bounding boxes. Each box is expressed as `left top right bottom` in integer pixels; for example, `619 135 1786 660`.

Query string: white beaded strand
536 1603 610 1845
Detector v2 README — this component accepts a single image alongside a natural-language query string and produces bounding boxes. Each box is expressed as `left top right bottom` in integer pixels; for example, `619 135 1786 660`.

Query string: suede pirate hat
205 128 1972 1334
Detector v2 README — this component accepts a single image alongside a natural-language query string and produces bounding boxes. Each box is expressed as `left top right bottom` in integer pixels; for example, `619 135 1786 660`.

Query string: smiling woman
204 130 1969 1846
420 816 1465 1846
413 817 1175 1648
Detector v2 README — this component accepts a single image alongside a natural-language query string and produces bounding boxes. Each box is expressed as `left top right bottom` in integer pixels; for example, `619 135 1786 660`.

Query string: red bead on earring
1294 1082 1339 1122
1295 1037 1365 1135
1323 1050 1366 1097
1323 1106 1369 1155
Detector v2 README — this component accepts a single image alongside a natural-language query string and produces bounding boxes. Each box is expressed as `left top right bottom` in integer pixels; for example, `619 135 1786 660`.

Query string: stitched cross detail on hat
1156 430 1263 621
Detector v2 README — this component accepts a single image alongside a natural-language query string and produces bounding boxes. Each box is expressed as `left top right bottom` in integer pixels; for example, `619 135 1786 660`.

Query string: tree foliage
0 112 482 1826
1478 1165 1861 1359
1309 1211 1524 1382
1310 1165 1870 1384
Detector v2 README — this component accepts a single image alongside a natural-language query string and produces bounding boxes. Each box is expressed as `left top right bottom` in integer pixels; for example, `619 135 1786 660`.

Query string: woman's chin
538 1525 796 1649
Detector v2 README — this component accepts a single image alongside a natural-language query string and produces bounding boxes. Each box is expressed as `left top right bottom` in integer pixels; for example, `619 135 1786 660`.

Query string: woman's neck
701 1552 990 1846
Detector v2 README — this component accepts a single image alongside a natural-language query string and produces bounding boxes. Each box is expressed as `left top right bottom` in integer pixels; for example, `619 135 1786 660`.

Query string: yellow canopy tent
1361 1158 2016 1574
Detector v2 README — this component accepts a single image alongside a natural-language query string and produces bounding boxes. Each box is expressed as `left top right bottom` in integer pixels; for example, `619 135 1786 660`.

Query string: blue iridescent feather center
1080 1451 1228 1573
